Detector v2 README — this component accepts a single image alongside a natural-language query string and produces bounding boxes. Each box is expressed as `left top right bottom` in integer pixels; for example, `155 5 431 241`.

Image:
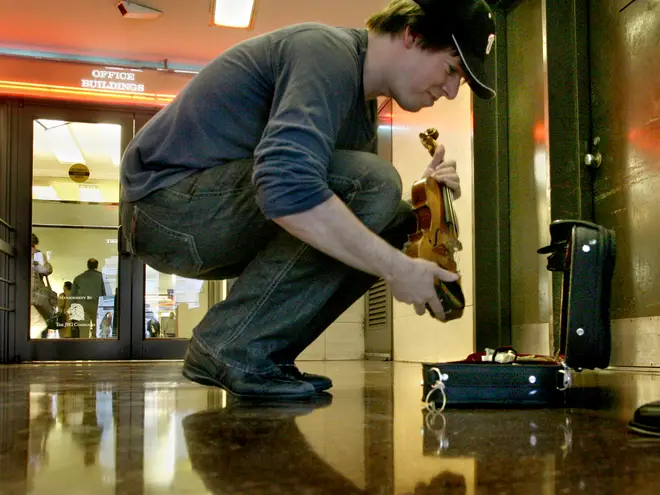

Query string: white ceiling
0 0 389 67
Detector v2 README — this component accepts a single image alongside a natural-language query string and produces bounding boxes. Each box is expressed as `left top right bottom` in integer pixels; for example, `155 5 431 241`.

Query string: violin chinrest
425 279 466 322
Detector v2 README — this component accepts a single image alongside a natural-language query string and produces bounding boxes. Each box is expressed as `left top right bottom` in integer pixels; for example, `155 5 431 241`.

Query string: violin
404 128 465 321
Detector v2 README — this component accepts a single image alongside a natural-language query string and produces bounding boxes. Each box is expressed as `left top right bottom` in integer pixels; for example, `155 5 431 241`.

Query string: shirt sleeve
32 251 51 275
252 29 360 219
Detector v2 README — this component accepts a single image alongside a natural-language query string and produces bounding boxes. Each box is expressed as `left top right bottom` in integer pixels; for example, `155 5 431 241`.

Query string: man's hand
386 257 459 320
273 195 458 321
421 144 461 200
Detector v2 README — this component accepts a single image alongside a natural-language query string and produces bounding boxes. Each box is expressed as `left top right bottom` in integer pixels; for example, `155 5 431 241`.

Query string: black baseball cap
413 0 497 99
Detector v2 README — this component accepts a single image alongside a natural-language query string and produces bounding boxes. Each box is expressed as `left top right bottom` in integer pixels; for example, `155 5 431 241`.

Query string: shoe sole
182 362 317 399
312 382 332 393
628 420 660 437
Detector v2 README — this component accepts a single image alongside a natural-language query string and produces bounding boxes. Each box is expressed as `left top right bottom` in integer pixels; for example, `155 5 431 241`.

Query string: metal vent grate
364 278 393 359
366 279 388 329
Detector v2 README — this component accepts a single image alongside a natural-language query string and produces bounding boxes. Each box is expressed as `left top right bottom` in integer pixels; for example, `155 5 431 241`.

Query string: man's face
390 33 466 112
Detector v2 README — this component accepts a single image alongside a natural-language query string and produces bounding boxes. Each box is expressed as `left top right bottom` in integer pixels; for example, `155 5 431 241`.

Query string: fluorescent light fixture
96 123 122 166
36 119 85 164
211 0 256 29
32 185 60 201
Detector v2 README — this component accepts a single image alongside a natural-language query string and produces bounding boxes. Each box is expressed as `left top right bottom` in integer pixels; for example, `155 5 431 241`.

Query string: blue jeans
121 150 415 374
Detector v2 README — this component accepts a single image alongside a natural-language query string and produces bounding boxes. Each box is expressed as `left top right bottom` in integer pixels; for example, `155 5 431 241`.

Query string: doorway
13 102 211 361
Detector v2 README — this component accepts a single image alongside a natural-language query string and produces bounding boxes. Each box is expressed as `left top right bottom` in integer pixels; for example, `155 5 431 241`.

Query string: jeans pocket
134 206 204 277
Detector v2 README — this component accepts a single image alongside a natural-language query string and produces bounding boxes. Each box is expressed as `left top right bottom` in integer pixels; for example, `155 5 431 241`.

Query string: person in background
57 281 73 338
71 258 106 338
99 312 113 338
30 233 52 339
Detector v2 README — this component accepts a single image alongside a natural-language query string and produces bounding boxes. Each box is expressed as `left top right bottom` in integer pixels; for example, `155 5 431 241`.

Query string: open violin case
422 219 616 408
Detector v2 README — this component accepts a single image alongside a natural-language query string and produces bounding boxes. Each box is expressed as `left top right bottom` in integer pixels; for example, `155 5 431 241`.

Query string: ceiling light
36 119 85 164
211 0 256 29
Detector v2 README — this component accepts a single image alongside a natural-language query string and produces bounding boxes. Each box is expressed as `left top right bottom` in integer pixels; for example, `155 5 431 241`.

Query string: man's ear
403 25 417 49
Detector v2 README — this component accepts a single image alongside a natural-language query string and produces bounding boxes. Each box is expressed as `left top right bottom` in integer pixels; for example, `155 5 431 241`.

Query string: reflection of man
70 391 104 467
182 399 467 495
71 259 106 338
181 397 367 495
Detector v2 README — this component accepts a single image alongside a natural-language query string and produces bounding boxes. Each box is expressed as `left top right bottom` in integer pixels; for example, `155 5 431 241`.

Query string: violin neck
441 184 459 237
420 128 459 236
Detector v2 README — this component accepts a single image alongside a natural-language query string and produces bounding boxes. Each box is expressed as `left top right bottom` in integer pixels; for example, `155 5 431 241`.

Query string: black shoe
278 364 333 392
182 339 316 399
628 401 660 437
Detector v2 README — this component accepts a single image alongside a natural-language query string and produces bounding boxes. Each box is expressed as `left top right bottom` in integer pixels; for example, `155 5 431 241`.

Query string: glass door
126 114 209 359
15 104 205 361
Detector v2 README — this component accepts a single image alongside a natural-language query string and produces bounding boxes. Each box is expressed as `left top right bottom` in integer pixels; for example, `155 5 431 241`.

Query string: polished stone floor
1 361 660 494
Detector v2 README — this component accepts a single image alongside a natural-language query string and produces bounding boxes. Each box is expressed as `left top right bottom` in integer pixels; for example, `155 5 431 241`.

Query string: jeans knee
359 154 403 230
328 151 403 231
356 152 402 204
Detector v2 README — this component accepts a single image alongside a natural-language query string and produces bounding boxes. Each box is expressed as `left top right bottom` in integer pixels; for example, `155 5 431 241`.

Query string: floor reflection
0 362 659 494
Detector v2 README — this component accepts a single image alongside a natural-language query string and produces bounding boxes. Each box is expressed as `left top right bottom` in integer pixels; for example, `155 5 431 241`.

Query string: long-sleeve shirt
120 22 377 220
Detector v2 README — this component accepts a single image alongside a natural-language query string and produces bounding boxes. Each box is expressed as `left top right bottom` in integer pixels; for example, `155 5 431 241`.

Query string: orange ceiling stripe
0 79 176 106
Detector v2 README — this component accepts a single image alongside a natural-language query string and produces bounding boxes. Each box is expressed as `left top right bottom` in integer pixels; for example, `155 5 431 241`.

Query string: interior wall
506 0 552 355
297 299 365 361
390 88 475 363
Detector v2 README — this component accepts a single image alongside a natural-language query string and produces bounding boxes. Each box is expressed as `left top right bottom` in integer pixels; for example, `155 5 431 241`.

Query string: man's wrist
381 249 411 282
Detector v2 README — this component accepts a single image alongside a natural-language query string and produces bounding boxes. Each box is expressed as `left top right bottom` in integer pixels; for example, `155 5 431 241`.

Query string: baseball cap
413 0 497 99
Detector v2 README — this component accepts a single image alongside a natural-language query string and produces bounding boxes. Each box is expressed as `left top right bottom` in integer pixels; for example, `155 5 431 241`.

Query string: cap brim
452 34 496 100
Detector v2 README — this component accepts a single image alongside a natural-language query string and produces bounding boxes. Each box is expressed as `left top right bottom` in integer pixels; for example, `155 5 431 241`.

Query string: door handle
584 152 602 168
584 136 602 169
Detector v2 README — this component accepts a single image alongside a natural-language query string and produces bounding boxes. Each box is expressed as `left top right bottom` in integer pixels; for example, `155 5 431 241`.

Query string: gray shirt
120 22 378 219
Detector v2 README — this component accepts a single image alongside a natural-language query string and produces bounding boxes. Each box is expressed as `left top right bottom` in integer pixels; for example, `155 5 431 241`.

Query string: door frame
13 100 188 361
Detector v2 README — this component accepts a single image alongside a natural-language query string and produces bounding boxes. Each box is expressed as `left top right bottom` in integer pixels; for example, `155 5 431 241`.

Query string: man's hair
87 258 99 270
64 281 72 290
366 0 456 52
31 233 39 247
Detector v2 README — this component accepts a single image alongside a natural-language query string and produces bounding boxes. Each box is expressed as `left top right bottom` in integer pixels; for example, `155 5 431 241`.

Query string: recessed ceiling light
210 0 256 29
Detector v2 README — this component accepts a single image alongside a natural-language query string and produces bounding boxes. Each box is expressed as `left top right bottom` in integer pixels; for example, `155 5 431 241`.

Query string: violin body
405 129 466 321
